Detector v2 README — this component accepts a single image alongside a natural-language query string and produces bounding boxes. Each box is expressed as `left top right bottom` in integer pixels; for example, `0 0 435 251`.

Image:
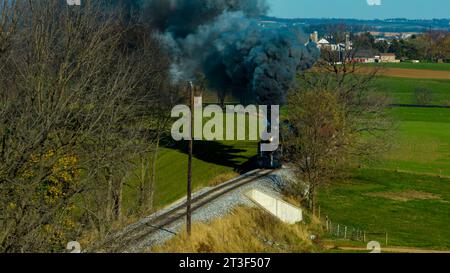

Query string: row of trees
0 1 182 252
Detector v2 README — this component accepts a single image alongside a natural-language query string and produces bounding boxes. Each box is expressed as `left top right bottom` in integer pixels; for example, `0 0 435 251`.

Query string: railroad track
98 168 276 253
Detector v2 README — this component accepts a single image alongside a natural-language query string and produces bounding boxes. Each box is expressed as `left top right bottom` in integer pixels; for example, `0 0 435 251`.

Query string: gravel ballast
122 167 295 252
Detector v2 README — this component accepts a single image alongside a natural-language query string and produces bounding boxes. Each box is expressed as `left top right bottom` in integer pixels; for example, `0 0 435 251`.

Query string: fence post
344 226 347 239
386 232 388 246
318 206 321 219
337 224 340 237
363 231 366 243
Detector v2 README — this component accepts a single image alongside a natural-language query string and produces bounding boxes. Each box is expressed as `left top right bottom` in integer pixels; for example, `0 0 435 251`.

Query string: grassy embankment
124 141 257 211
123 110 260 214
152 206 322 253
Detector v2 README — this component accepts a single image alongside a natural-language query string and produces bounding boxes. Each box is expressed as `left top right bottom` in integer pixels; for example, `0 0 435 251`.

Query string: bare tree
0 0 179 252
283 37 393 215
283 89 346 214
414 87 433 106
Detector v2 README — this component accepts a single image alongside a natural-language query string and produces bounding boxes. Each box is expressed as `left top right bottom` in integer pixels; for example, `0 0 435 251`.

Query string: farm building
379 53 400 63
352 50 378 63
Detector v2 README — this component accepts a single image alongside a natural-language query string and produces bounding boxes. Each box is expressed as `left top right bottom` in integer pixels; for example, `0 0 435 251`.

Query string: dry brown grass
207 172 239 187
152 207 321 253
365 190 442 202
358 67 450 79
381 68 450 79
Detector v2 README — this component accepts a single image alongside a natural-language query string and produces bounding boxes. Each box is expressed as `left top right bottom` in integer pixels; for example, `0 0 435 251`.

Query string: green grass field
373 76 450 105
319 106 450 249
319 169 450 249
363 62 450 71
123 112 260 213
154 140 257 206
123 140 257 213
377 107 450 176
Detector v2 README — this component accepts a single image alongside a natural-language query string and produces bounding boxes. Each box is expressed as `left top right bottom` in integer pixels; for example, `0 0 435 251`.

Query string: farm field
377 107 450 176
373 76 450 105
358 63 450 80
319 105 450 249
377 68 450 80
366 62 450 72
318 169 450 249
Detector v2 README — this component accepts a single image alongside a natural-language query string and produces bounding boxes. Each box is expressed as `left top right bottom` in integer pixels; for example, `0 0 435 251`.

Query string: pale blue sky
267 0 450 19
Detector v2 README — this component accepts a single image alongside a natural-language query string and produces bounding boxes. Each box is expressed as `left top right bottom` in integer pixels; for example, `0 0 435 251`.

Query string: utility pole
186 81 194 237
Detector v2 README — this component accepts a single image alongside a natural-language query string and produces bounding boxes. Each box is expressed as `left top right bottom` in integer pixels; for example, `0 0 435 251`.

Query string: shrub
414 87 433 105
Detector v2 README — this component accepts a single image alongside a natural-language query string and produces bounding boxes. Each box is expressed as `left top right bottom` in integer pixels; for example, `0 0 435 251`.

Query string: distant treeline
262 16 450 33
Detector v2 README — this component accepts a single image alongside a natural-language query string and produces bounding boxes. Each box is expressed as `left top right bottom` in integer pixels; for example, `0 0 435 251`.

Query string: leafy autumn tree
0 0 179 252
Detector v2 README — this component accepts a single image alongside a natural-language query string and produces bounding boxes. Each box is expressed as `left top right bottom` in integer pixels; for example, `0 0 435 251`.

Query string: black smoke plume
129 0 320 105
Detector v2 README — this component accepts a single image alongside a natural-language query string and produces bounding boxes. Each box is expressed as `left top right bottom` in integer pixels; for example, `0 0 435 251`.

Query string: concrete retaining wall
246 189 302 224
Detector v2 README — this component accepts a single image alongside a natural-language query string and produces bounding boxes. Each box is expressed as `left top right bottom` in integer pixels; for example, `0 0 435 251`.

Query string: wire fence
323 214 389 246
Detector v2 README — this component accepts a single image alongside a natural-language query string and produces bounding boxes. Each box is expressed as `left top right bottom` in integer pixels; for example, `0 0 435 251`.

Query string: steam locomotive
257 138 283 169
256 119 294 169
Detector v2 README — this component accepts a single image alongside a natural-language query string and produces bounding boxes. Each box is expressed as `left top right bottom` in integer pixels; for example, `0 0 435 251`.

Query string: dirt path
328 245 450 253
361 67 450 79
317 66 450 80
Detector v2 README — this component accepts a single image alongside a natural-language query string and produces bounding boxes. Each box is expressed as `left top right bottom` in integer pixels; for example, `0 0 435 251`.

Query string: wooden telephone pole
186 81 194 237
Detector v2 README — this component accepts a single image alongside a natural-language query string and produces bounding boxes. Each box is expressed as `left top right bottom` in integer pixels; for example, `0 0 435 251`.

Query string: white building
312 32 352 52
